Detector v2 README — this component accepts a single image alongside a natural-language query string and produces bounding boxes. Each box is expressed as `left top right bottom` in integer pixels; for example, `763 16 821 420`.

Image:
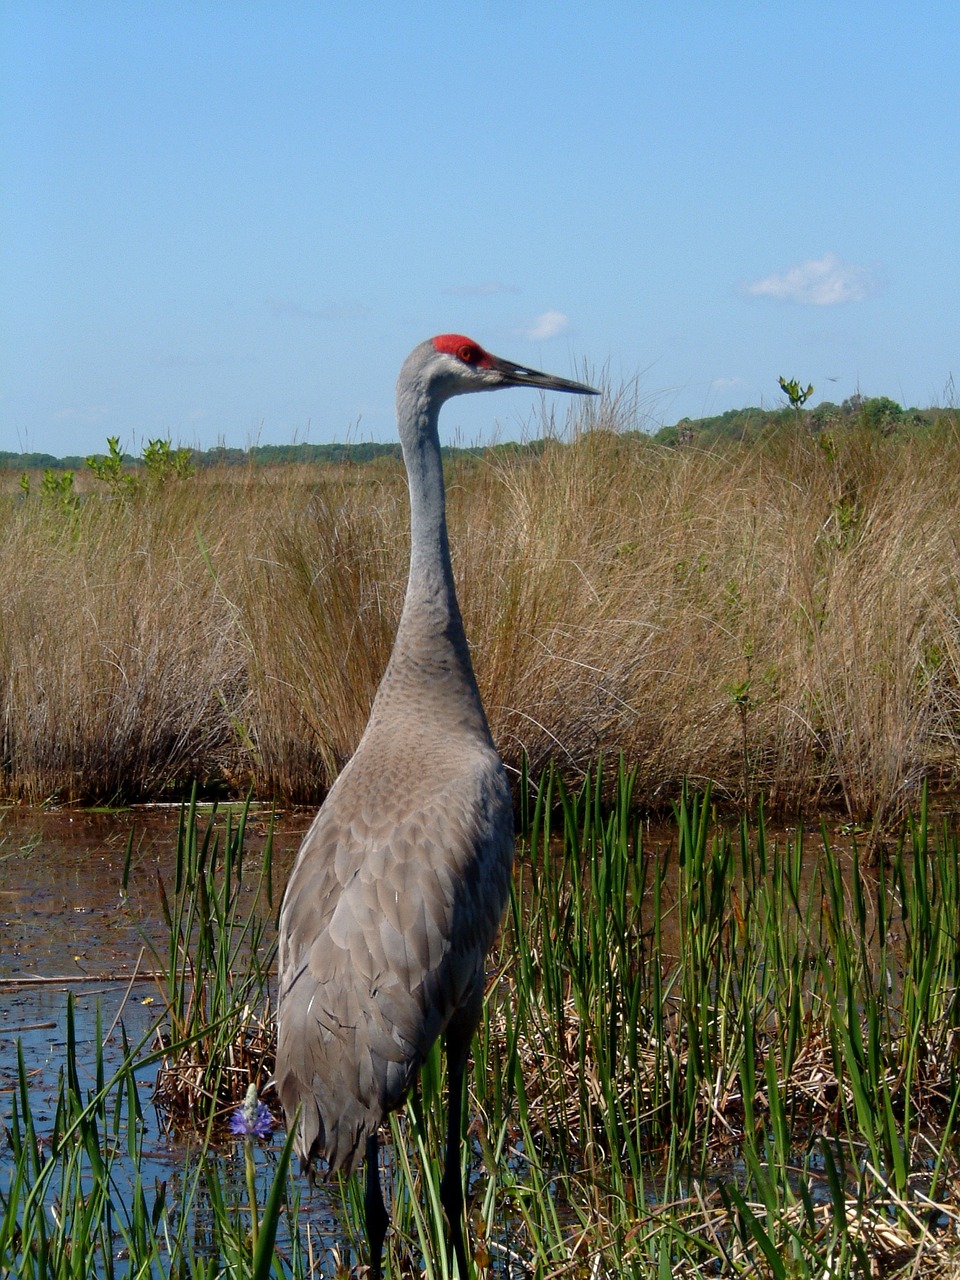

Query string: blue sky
3 1 958 456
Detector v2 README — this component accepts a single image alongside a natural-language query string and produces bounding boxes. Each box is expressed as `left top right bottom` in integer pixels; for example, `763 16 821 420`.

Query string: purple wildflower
230 1083 275 1140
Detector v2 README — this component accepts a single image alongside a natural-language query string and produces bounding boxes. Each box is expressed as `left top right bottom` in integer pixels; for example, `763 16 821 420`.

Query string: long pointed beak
491 355 599 396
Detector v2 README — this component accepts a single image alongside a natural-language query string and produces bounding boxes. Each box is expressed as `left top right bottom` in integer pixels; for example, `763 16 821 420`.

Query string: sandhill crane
275 334 598 1277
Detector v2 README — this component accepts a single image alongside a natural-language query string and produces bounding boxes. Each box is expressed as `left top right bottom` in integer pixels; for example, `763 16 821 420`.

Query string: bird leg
441 993 481 1277
364 1132 389 1280
441 1048 469 1277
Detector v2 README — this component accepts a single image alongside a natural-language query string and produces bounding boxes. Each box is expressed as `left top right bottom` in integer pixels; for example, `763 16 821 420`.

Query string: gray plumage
275 334 597 1277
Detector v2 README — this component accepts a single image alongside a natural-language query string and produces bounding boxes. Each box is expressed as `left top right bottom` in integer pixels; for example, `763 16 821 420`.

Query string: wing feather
275 740 513 1177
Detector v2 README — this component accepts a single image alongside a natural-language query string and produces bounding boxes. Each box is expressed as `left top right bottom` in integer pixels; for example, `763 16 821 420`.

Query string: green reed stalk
149 790 277 1127
472 760 960 1275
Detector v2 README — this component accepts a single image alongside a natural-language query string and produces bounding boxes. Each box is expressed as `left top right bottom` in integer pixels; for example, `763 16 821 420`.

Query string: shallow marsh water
2 799 949 1277
0 801 875 1139
0 804 307 1088
1 802 560 1274
0 806 324 1272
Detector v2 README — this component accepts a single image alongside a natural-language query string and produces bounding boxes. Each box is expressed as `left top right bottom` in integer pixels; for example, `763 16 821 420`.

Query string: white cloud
521 310 571 341
743 253 874 305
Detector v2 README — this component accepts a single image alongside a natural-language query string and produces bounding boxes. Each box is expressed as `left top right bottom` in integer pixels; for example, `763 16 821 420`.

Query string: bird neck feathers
384 387 486 717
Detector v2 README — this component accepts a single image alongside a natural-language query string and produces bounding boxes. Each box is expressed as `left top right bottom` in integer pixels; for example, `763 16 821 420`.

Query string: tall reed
2 998 299 1280
462 762 960 1276
148 791 278 1129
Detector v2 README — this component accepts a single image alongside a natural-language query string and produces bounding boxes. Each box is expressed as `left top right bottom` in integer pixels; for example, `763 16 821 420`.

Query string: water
0 801 685 1275
1 801 928 1275
0 803 336 1272
3 802 581 1274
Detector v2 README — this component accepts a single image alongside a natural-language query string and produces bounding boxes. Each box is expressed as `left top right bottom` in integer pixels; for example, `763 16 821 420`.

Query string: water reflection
0 804 314 1229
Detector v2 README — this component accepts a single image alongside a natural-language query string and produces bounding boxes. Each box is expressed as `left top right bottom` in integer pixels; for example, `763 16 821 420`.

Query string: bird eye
457 343 479 364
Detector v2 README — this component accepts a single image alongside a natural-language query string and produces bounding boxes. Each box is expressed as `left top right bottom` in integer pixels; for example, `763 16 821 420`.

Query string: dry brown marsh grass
0 480 244 801
3 408 959 821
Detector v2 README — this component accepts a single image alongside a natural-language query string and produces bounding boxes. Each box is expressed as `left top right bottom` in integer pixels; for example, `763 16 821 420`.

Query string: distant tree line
3 437 555 473
0 441 404 471
651 395 951 447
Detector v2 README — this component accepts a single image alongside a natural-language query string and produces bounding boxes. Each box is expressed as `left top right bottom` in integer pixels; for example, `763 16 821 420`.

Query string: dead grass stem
3 410 959 820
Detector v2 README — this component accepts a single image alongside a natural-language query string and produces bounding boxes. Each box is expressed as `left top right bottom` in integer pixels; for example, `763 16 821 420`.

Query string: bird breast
277 737 514 1124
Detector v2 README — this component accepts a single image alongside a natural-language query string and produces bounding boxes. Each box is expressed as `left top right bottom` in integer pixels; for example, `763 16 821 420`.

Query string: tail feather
280 1068 381 1180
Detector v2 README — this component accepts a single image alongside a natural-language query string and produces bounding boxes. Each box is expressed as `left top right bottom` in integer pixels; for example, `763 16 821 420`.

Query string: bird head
407 334 599 401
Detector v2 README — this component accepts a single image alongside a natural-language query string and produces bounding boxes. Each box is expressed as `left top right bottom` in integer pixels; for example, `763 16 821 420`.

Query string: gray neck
376 382 489 727
401 386 457 617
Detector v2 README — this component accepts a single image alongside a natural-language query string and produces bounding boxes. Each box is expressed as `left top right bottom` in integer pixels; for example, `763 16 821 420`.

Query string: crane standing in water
275 334 598 1277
